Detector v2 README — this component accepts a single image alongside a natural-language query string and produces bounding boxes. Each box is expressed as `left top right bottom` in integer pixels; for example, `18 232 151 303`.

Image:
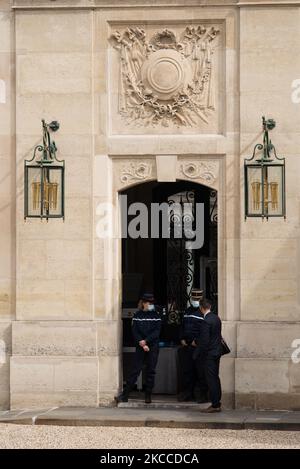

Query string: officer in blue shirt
177 289 209 403
116 293 162 404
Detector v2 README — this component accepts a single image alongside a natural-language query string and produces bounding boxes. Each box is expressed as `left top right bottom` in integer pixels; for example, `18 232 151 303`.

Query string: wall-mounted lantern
244 116 286 220
24 119 65 221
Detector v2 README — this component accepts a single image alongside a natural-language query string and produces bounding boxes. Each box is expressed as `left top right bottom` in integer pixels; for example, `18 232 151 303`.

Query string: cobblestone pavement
0 424 299 449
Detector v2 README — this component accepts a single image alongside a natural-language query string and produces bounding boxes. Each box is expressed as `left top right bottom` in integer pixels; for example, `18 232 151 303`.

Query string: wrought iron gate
165 188 218 323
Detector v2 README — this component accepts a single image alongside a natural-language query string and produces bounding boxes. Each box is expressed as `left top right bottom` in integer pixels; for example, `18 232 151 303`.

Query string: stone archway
98 154 226 401
111 154 224 316
119 178 219 396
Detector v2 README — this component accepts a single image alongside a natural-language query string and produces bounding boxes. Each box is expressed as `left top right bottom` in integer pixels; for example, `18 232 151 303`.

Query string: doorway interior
120 180 218 395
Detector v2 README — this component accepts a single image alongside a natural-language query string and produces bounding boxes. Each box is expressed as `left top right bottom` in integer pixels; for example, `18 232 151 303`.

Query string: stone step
118 399 210 410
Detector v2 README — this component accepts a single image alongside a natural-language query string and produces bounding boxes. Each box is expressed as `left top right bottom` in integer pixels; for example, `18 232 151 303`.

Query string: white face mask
147 304 155 311
191 300 200 308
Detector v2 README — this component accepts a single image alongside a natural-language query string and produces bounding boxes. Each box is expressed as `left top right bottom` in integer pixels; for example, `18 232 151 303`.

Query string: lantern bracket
245 116 284 165
25 119 62 166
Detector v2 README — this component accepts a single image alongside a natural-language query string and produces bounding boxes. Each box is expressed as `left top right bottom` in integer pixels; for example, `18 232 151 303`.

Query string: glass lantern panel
27 166 42 217
265 165 284 217
246 166 263 216
42 167 63 217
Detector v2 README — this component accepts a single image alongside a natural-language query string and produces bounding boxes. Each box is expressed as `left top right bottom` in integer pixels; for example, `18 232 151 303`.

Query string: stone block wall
0 0 298 410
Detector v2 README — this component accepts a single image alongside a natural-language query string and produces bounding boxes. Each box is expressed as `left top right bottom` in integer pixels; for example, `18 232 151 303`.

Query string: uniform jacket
132 309 162 347
179 306 204 344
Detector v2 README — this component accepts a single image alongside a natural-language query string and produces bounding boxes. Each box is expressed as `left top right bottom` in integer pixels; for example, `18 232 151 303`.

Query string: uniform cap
141 292 155 303
191 289 204 300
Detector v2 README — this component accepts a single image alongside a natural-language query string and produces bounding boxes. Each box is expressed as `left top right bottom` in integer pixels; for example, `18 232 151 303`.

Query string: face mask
191 300 200 308
148 304 155 311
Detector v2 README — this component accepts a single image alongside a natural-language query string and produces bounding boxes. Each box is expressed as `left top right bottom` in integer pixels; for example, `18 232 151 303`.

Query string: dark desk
153 347 178 394
123 346 178 394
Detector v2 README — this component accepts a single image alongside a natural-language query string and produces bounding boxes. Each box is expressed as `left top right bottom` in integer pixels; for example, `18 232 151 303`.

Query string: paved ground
0 423 299 449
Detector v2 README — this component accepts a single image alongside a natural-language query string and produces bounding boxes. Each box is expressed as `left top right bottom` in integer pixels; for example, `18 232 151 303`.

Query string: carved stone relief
109 25 221 131
179 160 219 185
120 161 153 184
113 157 219 192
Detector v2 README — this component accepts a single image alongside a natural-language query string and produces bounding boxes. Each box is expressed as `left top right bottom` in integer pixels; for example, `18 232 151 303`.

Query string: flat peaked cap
191 289 204 299
141 292 155 302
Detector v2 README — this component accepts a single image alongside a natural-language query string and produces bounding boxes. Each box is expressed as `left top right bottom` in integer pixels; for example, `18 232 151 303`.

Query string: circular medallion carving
148 58 183 94
110 26 220 126
141 49 191 101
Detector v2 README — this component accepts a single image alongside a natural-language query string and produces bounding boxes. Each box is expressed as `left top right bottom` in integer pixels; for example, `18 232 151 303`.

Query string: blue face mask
148 304 155 311
191 300 200 308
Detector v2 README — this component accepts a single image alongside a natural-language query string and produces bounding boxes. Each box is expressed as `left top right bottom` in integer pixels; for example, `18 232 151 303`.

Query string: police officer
177 289 209 403
116 293 162 404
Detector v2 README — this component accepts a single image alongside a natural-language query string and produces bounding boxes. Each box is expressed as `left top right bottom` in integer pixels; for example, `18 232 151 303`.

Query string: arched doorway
120 180 218 397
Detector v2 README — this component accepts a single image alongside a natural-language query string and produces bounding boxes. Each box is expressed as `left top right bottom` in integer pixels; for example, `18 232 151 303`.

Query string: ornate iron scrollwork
165 188 218 320
166 191 195 323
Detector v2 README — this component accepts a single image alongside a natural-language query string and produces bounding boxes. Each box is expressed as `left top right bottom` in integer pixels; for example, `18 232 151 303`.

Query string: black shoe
145 392 152 404
115 387 130 403
177 392 193 402
115 392 128 403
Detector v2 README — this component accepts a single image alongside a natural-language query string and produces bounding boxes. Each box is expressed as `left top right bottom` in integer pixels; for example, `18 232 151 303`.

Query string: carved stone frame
105 155 224 395
110 153 225 316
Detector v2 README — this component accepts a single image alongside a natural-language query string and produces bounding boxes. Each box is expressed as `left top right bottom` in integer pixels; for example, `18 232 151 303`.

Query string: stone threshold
117 398 208 410
1 406 300 431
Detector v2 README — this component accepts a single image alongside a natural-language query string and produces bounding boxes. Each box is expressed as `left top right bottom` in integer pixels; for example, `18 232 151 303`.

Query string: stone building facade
0 0 300 410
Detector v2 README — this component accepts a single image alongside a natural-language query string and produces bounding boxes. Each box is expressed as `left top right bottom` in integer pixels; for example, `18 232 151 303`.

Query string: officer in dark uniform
177 289 209 402
116 293 162 404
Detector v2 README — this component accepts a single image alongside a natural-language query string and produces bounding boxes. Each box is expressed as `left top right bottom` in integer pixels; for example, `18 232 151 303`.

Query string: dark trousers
178 345 208 397
127 345 159 392
201 357 222 408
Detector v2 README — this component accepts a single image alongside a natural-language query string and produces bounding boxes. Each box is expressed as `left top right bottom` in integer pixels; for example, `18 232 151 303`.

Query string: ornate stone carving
180 162 218 183
120 162 153 184
110 25 220 128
